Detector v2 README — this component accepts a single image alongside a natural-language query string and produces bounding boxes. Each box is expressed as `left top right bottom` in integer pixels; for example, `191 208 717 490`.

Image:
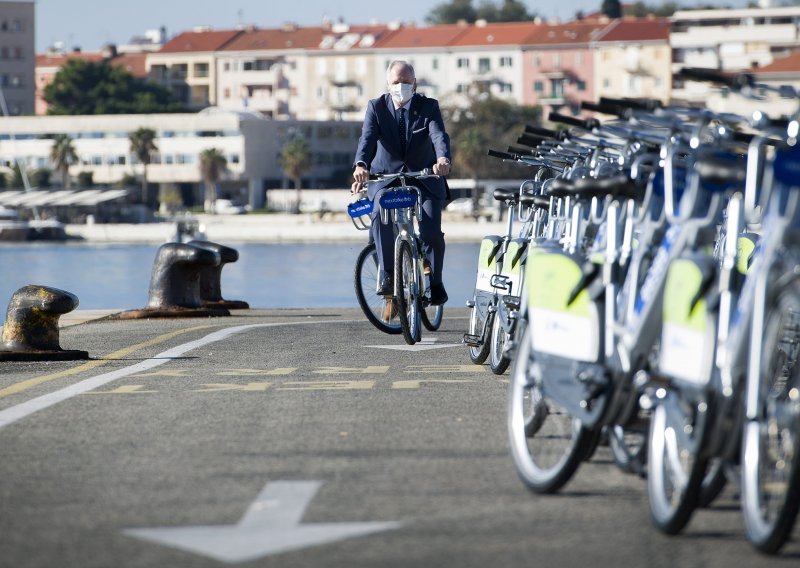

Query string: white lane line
0 320 356 430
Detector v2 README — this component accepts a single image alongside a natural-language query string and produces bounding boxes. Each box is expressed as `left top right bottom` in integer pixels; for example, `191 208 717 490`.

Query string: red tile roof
111 53 148 77
448 21 540 46
159 30 242 53
524 22 607 45
221 27 327 51
36 52 106 67
756 50 800 74
593 18 670 42
372 24 470 49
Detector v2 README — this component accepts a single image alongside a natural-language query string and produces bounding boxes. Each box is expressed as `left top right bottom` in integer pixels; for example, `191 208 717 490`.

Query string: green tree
77 171 94 188
442 94 541 211
426 0 477 24
129 127 158 206
11 163 25 189
427 0 533 23
50 134 77 189
31 168 52 188
199 148 228 213
601 0 623 18
43 58 185 115
279 133 312 214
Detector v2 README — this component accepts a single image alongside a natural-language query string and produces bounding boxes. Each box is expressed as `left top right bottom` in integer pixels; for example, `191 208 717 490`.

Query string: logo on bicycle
379 192 417 210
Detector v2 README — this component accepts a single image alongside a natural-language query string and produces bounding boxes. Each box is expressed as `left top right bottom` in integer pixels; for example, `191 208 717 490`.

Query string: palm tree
279 133 311 214
129 127 158 206
199 148 227 213
50 134 77 189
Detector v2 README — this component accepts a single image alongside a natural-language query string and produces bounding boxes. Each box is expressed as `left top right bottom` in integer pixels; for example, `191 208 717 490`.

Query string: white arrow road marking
366 337 461 352
124 481 401 563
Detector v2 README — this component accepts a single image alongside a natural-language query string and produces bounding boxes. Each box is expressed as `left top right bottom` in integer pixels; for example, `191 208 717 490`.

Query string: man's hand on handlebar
350 181 366 195
432 157 450 176
353 165 369 184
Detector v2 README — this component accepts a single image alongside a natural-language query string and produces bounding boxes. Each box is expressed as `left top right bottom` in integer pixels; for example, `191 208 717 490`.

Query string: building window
223 62 230 71
194 63 209 78
224 87 231 98
603 78 611 88
533 81 543 93
499 56 512 67
576 53 583 66
478 57 490 73
576 80 586 91
456 83 466 93
499 82 512 93
457 57 469 69
553 54 561 69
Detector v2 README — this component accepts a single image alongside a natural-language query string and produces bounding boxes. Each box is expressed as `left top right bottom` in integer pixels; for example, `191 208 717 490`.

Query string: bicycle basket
347 198 373 230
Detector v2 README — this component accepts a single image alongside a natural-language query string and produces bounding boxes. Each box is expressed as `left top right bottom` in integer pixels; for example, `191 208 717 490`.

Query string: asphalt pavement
0 308 797 567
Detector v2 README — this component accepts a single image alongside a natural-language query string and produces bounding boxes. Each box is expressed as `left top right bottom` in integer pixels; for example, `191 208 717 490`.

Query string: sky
31 0 752 53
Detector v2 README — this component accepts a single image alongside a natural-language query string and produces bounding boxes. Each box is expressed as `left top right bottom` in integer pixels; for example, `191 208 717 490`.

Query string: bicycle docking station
0 285 90 361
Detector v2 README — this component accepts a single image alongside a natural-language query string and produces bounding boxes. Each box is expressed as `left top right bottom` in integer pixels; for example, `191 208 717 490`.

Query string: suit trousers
371 186 445 286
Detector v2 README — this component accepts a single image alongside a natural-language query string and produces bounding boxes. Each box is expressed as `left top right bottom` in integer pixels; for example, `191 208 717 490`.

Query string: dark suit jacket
354 93 451 200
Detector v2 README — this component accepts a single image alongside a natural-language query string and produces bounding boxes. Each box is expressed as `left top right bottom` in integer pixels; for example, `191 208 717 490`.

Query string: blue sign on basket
379 191 417 210
348 199 373 218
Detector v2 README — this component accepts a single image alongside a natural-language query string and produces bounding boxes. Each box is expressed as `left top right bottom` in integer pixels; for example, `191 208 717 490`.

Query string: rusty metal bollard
0 285 89 361
188 240 249 310
116 243 230 319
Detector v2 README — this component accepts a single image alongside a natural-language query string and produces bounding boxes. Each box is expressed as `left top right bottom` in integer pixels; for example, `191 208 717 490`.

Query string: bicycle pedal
466 299 475 308
463 333 482 347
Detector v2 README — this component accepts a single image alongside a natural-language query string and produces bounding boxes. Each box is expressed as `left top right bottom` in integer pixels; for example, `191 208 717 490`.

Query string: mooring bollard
116 243 230 319
0 285 89 361
188 240 249 309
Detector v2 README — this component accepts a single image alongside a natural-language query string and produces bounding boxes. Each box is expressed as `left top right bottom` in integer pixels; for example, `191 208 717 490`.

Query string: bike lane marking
0 320 360 430
0 324 216 400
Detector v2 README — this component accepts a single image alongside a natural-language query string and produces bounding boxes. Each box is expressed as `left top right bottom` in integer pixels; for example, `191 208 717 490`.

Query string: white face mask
390 83 414 105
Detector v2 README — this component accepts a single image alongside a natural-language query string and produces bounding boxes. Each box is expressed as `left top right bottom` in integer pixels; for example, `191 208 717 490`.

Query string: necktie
398 107 406 156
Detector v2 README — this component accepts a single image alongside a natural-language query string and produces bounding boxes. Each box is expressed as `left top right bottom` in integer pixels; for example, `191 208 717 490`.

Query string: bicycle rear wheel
396 240 421 344
354 243 402 335
421 304 443 331
467 294 492 364
507 328 594 493
741 280 800 554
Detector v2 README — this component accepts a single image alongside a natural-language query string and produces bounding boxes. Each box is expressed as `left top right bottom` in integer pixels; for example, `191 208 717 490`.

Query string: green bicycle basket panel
526 252 590 317
736 234 756 275
526 251 600 361
475 236 502 292
660 258 715 385
663 259 706 331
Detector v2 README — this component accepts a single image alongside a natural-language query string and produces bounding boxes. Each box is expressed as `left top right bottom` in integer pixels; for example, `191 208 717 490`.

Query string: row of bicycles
346 66 799 554
461 67 800 554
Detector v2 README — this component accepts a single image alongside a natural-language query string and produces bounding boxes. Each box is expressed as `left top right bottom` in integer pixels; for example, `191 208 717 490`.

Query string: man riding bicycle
352 60 452 309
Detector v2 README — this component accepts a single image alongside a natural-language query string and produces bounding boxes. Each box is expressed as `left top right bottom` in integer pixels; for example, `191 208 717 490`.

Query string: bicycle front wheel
354 243 402 335
507 328 593 493
741 280 800 554
489 311 511 375
395 240 421 344
421 301 443 331
467 295 492 364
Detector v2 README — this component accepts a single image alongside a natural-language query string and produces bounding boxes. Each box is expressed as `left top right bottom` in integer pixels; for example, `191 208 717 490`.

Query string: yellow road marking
194 382 273 392
0 325 215 400
133 370 192 377
392 379 477 389
216 368 297 376
278 380 376 391
84 385 158 394
312 366 390 375
405 365 490 373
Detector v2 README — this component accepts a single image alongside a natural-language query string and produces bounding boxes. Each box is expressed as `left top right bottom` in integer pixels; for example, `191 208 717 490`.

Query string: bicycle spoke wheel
354 243 402 334
489 311 511 375
467 296 491 364
742 281 800 554
647 403 706 534
609 422 648 476
395 240 421 345
507 328 593 493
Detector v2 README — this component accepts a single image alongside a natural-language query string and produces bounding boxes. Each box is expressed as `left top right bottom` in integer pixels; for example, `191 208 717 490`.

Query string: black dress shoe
429 283 448 305
377 274 393 297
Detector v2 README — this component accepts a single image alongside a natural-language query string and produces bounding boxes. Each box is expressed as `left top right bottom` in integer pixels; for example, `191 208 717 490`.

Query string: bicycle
350 170 444 345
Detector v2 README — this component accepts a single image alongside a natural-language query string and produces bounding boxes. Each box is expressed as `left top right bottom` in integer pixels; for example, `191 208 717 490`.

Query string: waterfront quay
0 308 795 567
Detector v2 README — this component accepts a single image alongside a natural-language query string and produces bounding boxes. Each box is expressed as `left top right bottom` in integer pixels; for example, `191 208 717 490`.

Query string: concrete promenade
2 308 794 567
65 212 509 244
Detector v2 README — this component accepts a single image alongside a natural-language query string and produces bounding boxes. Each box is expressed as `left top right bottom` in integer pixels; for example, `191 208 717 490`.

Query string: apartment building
147 28 242 109
523 22 605 114
592 18 671 104
0 109 362 206
0 0 35 115
671 6 800 103
214 24 326 119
